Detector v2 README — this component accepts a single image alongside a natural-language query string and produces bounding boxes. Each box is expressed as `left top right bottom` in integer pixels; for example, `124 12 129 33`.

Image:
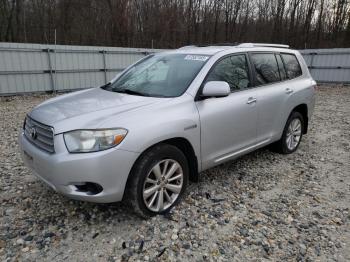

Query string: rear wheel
274 111 304 154
125 144 189 218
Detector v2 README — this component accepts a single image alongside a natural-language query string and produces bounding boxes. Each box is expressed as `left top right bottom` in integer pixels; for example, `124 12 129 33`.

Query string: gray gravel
0 87 349 262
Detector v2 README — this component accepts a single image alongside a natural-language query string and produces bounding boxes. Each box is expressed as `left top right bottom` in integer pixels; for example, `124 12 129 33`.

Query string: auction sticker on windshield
184 55 209 61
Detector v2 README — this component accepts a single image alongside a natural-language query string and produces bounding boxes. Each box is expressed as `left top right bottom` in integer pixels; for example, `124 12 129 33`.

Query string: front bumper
19 132 140 203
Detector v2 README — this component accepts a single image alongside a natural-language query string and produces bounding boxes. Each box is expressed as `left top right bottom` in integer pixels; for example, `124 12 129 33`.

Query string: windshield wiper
114 88 150 97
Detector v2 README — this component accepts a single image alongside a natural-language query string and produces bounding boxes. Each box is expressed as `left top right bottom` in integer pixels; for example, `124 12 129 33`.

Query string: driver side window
206 54 250 92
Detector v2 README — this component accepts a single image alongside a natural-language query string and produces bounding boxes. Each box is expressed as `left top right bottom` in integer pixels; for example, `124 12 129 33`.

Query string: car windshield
103 53 210 97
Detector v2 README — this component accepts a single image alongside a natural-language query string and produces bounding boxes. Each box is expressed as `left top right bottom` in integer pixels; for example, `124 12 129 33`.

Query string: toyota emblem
30 127 37 139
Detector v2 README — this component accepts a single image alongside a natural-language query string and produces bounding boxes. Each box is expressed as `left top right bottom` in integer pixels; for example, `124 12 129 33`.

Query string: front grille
23 116 55 153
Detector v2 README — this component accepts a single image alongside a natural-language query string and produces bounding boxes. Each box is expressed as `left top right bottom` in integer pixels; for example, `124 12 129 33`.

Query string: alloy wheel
286 118 302 150
142 159 183 212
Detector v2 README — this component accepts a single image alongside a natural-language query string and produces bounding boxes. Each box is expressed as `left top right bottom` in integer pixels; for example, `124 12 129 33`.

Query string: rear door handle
285 88 294 94
247 97 257 104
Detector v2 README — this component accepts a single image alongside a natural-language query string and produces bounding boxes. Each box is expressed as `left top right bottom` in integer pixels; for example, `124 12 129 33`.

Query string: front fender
115 95 202 171
120 119 200 158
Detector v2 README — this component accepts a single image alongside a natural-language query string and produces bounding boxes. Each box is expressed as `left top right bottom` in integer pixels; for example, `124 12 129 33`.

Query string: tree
0 0 348 48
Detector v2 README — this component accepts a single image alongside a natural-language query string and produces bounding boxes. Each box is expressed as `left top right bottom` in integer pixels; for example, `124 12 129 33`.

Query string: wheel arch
291 104 308 134
123 137 199 200
163 137 199 182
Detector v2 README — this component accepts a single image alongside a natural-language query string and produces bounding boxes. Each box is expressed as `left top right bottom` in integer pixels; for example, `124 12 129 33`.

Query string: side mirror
201 81 230 98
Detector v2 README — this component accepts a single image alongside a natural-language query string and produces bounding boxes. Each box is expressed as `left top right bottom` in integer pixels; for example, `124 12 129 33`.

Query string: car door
249 52 290 143
195 54 258 170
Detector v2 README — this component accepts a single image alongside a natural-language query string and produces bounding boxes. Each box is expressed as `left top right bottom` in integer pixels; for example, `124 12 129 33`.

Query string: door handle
246 97 257 104
285 88 294 94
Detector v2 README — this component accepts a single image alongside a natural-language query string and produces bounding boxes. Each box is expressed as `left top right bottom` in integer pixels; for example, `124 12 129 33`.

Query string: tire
125 144 189 218
273 111 304 154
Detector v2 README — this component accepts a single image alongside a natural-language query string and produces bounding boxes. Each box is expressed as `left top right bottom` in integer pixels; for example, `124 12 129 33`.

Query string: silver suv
19 43 316 217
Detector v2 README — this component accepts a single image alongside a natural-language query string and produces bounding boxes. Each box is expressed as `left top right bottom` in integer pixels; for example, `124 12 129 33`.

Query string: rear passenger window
281 53 302 79
206 54 250 91
250 53 280 85
276 54 287 80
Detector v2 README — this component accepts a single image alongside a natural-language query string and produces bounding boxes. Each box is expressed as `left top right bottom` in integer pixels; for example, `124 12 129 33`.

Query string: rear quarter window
281 53 302 79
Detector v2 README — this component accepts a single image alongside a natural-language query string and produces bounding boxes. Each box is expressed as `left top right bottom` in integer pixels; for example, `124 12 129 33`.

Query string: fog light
74 182 103 195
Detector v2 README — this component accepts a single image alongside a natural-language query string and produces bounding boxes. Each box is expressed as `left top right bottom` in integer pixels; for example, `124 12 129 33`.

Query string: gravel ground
0 86 349 262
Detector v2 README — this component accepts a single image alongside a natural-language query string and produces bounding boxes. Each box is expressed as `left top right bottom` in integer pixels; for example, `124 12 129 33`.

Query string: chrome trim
23 116 55 153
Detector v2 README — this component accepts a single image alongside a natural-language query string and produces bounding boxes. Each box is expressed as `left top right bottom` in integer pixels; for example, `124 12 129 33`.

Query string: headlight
63 129 128 153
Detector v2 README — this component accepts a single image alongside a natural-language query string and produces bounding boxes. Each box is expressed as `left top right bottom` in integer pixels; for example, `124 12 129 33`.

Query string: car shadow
24 144 288 227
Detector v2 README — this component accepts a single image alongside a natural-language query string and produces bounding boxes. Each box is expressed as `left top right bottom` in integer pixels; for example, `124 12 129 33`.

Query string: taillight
311 80 317 91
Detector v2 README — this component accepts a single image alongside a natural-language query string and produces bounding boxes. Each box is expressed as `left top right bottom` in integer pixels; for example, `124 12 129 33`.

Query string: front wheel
125 144 189 218
274 111 304 154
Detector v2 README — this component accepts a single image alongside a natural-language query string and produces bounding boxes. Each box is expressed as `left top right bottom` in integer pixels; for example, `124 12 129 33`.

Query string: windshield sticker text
184 55 209 61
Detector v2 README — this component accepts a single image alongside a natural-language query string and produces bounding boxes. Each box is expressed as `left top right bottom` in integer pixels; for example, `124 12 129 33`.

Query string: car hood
29 88 168 134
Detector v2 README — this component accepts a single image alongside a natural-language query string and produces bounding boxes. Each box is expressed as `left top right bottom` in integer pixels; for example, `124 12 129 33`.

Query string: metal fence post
309 52 316 74
101 50 107 83
45 48 55 91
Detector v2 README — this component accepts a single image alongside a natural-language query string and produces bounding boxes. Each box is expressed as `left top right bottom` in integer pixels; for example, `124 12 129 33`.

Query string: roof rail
238 43 290 49
179 43 240 49
201 42 239 47
178 43 290 50
178 45 197 49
